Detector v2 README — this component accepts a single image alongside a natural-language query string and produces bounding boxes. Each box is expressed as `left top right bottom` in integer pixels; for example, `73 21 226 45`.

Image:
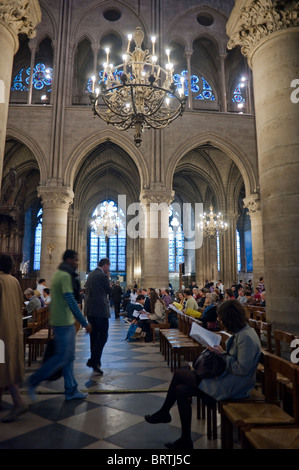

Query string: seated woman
224 288 235 300
141 291 166 342
144 300 261 450
201 293 218 330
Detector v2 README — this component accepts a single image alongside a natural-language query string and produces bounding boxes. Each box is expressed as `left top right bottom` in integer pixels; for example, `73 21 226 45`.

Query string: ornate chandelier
89 27 186 147
91 201 122 241
200 206 228 238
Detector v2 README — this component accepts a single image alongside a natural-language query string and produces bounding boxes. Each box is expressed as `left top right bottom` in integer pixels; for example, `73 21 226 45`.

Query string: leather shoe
92 365 103 375
144 411 171 424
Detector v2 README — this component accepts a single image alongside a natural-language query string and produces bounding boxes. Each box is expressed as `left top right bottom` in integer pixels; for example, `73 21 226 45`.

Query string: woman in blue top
144 300 261 450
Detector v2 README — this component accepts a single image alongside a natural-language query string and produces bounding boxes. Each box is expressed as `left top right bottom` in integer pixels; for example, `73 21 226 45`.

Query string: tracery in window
173 70 215 101
33 208 43 271
89 200 126 273
11 63 53 92
169 205 185 272
232 82 245 104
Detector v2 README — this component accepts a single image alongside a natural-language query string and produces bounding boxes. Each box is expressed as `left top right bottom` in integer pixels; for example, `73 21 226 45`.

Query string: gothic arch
165 133 257 197
64 128 149 190
5 127 48 185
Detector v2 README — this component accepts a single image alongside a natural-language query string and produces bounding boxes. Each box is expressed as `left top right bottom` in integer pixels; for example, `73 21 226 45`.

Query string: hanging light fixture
90 200 122 241
89 27 186 147
199 206 228 238
90 164 123 241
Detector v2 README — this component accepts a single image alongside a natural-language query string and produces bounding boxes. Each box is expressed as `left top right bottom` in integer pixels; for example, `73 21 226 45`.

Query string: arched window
217 232 220 272
89 200 126 273
232 82 246 105
33 208 43 271
173 70 215 101
11 62 53 93
236 229 241 272
169 205 184 272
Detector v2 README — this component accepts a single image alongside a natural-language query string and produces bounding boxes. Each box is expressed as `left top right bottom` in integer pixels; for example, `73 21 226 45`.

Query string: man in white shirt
36 279 47 300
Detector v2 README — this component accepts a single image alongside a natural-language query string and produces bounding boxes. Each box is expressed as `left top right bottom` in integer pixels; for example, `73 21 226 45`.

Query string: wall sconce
47 243 55 260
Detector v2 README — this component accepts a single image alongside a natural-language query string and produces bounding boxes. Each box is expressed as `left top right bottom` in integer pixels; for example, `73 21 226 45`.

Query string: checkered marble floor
0 313 222 450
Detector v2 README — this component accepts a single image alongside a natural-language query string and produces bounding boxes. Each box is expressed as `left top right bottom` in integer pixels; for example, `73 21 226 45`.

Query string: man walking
84 258 112 375
28 250 91 401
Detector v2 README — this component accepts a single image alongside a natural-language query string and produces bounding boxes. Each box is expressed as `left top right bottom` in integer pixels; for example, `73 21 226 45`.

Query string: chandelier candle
89 27 186 147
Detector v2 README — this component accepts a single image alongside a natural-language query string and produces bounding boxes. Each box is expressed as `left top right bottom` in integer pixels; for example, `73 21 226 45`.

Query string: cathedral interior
0 0 299 453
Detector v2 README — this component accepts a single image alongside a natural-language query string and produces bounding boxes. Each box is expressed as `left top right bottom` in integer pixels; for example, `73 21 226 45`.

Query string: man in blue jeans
84 258 112 375
28 250 92 401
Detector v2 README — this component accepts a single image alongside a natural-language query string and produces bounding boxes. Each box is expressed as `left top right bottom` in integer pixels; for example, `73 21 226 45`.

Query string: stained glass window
89 200 126 273
217 233 220 272
33 208 43 271
173 70 215 101
232 82 245 104
169 205 185 272
236 229 241 272
11 63 53 92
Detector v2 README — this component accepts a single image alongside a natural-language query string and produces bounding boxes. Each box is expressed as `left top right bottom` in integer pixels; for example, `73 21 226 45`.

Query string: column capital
226 0 299 65
37 186 74 210
139 188 175 207
243 193 262 218
184 49 194 59
0 0 41 42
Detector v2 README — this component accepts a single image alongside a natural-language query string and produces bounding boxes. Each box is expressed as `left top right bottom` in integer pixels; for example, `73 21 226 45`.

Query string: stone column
140 189 174 288
220 213 238 288
184 49 193 110
243 193 265 288
227 1 299 331
219 53 228 112
38 186 74 285
0 0 41 190
27 39 36 105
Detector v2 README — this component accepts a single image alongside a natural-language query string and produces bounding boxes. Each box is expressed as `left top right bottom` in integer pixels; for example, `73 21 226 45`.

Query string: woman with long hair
144 300 261 449
142 291 166 342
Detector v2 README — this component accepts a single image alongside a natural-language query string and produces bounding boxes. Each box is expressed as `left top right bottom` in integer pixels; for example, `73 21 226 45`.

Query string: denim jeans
29 324 78 398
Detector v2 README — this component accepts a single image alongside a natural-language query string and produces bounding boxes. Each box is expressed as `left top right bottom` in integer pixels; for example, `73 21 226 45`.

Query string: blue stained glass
173 71 215 101
89 200 126 272
33 210 43 270
11 63 53 93
169 208 184 272
237 230 241 272
232 82 245 104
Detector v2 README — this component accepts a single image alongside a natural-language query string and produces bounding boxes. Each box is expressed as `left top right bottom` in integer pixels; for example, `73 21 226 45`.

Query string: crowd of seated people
23 279 52 316
120 277 266 336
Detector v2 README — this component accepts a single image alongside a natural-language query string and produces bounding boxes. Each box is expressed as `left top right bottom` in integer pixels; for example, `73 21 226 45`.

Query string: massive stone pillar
220 213 238 288
38 186 74 285
227 1 299 332
140 189 174 288
243 193 265 287
0 0 41 190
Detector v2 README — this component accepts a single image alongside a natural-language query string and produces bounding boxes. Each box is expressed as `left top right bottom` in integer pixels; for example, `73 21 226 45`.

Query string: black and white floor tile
0 314 222 450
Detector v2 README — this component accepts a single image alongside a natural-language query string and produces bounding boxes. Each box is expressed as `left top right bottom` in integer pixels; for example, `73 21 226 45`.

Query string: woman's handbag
192 349 226 378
